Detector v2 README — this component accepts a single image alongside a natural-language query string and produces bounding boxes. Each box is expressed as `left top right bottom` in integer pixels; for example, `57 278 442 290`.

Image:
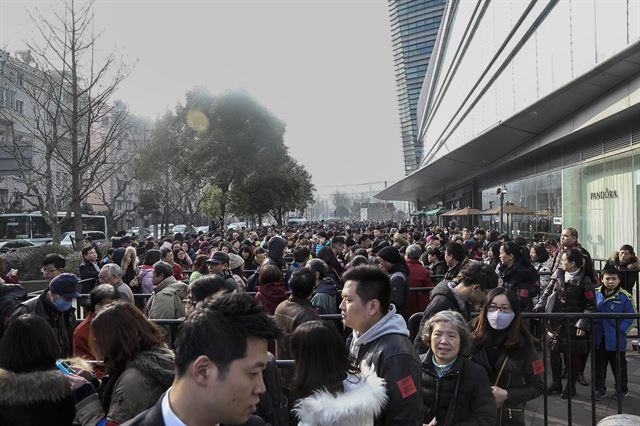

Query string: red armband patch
519 288 529 298
396 375 417 399
531 359 544 375
584 290 594 299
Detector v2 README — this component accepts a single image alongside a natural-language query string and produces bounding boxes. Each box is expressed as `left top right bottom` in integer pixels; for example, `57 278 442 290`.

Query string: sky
0 0 405 196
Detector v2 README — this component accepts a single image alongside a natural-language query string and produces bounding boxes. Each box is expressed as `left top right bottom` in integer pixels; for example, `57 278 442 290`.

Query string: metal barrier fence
145 311 636 426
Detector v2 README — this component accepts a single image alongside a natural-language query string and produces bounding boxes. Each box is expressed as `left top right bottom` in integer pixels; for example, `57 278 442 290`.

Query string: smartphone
55 360 73 375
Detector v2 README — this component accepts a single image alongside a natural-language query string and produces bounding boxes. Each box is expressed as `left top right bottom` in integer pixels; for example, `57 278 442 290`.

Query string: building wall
418 0 640 168
388 0 446 175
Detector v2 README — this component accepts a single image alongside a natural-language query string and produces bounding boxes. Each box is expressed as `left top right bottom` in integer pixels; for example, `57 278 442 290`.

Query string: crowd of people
0 221 638 425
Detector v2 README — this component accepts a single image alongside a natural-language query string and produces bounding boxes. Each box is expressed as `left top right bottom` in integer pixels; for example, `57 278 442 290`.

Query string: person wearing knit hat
377 246 410 318
11 272 80 356
228 253 247 291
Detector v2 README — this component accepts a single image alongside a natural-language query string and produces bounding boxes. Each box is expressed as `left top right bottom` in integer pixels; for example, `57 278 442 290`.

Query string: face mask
52 295 72 312
487 310 515 330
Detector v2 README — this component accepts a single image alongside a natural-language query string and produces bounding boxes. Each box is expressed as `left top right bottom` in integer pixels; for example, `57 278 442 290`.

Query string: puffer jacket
138 266 155 294
593 286 636 352
146 276 189 346
293 362 388 426
420 351 497 426
468 326 544 425
534 268 596 353
0 365 78 425
498 261 538 311
12 290 76 357
73 345 175 425
348 305 423 426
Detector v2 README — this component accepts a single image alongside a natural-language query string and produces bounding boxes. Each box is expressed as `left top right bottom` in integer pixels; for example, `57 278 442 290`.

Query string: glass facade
480 149 640 260
480 171 562 241
388 0 446 175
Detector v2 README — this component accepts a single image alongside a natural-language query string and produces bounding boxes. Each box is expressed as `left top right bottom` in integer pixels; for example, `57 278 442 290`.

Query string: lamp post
496 185 508 233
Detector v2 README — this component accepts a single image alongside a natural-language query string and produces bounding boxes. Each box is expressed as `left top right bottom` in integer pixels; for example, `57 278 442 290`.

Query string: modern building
388 0 446 175
377 0 640 260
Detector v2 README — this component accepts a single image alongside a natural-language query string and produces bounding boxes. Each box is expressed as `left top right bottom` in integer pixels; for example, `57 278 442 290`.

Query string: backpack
0 283 28 339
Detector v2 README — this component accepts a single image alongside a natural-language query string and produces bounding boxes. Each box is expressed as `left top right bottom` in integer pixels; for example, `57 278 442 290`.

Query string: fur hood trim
294 362 387 426
0 357 92 405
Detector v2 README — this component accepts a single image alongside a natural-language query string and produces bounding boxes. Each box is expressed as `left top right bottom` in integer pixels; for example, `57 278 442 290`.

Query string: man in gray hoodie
341 266 423 426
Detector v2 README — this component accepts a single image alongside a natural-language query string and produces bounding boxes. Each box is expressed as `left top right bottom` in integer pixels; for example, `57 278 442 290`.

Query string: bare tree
0 0 132 246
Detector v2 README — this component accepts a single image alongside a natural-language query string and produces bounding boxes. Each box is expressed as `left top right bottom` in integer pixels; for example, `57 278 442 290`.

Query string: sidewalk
525 342 640 425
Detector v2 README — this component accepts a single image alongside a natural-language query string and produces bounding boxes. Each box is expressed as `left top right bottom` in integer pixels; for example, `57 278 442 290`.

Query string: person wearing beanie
11 272 80 356
377 246 410 318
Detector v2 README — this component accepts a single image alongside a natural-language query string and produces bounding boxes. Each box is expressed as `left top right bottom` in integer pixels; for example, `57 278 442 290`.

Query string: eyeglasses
41 267 58 273
487 304 513 313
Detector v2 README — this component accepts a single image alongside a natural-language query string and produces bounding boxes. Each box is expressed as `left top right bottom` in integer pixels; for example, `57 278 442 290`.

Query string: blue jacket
593 286 636 351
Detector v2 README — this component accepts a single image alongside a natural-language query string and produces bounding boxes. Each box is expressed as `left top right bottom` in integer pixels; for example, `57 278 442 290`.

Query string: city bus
0 212 108 245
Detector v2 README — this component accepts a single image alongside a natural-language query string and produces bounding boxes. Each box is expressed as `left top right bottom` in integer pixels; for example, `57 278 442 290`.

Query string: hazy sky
0 0 405 196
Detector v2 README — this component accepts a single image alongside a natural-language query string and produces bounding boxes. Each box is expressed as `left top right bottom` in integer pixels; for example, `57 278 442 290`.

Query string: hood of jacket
127 345 175 389
267 236 287 266
257 281 288 299
293 362 388 425
315 277 337 296
154 275 178 292
349 304 409 357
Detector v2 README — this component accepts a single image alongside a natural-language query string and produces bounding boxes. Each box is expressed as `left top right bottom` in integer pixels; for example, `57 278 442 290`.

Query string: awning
376 41 640 202
424 207 450 215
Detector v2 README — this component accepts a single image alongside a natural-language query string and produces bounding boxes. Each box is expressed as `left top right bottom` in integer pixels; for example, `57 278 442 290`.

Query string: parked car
172 224 188 234
0 239 35 253
196 225 209 234
60 231 107 247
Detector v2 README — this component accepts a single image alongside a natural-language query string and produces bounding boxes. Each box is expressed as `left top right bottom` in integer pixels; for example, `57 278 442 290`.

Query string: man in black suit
124 292 281 426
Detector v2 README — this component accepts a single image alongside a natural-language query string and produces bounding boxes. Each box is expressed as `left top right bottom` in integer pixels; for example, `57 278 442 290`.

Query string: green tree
184 88 287 225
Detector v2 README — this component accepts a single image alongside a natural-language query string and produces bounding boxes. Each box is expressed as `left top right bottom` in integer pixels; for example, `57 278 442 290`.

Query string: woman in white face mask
469 288 544 426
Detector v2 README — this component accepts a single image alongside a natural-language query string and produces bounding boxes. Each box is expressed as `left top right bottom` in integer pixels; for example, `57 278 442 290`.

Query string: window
7 91 16 109
17 73 23 87
16 100 23 114
0 88 5 107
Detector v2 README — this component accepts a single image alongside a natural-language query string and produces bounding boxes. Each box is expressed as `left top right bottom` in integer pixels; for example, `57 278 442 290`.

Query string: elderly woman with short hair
420 310 497 426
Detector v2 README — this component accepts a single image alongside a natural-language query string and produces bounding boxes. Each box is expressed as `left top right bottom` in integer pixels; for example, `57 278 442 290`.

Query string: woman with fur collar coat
606 245 640 292
0 314 86 426
290 321 388 426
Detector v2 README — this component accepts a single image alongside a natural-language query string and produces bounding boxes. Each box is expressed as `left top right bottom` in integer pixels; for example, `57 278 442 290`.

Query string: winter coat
593 286 637 352
498 261 538 311
74 345 175 425
256 281 288 315
444 257 472 282
429 260 447 277
420 352 497 426
0 366 76 426
605 253 640 292
79 261 100 291
146 276 189 346
534 268 597 353
12 290 77 357
293 362 388 426
532 261 551 294
468 326 544 426
273 295 319 360
414 280 465 354
389 265 409 318
348 305 423 426
550 243 592 275
172 263 185 281
406 259 432 315
311 277 338 314
73 311 95 359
